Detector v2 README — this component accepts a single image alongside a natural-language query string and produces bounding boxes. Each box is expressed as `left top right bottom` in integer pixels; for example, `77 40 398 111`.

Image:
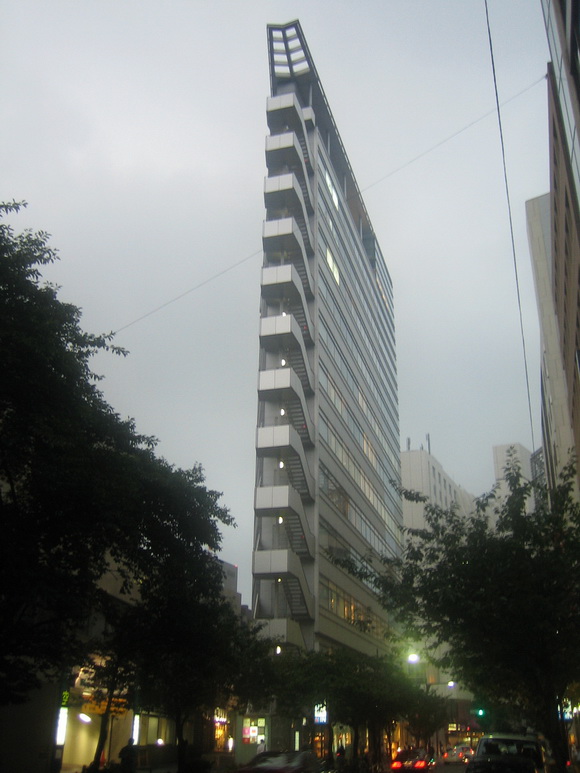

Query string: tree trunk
368 719 384 773
92 688 115 768
175 713 188 773
385 724 393 763
352 724 360 760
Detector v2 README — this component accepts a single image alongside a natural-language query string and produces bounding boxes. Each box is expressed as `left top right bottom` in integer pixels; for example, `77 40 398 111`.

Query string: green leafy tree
467 698 521 734
81 460 245 768
0 200 245 768
81 603 141 771
135 590 273 773
0 201 141 700
324 649 418 766
337 452 580 771
268 648 326 748
271 647 420 767
81 557 272 772
404 688 448 749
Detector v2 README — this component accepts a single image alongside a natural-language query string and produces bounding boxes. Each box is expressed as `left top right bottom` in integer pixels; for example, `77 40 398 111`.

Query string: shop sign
314 704 327 724
82 696 128 716
242 717 266 744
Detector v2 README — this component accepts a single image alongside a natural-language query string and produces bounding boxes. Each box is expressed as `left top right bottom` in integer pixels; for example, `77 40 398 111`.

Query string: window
325 169 339 209
326 246 340 284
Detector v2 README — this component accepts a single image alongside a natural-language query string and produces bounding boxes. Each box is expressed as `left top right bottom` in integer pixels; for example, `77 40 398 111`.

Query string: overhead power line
113 72 546 337
484 0 536 452
360 74 545 195
113 249 261 334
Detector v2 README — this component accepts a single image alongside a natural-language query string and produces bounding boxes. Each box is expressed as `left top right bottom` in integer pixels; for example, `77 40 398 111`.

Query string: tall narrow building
252 21 402 655
538 1 580 488
527 193 575 489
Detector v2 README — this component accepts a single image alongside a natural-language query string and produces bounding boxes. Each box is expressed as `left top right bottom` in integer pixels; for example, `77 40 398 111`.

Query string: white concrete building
400 447 475 743
493 442 533 487
492 443 547 515
252 21 402 655
401 446 474 531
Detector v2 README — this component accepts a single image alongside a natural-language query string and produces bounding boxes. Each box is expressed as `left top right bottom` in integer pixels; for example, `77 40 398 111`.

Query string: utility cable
484 0 536 452
360 74 545 195
113 248 261 334
112 72 545 338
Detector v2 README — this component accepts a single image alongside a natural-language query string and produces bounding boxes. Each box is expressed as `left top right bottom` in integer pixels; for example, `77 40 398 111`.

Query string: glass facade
543 0 580 212
540 0 580 486
253 21 402 654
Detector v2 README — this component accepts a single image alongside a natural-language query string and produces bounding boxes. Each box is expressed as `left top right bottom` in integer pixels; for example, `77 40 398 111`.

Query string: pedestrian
257 739 266 754
119 737 137 773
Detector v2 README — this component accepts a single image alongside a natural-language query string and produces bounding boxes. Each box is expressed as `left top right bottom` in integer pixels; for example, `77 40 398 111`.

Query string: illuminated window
325 169 339 209
56 708 68 745
326 247 340 285
375 274 390 310
363 433 377 467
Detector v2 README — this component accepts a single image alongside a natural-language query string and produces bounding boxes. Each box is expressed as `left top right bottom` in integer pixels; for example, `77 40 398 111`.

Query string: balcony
261 262 314 336
255 483 315 558
259 314 314 394
262 217 314 293
253 617 306 649
266 131 313 202
266 94 314 173
258 368 314 445
252 548 314 620
264 171 314 218
267 92 315 147
264 176 314 266
256 424 314 500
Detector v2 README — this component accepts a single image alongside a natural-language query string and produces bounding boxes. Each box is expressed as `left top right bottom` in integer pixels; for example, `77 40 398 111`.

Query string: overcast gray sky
1 1 550 603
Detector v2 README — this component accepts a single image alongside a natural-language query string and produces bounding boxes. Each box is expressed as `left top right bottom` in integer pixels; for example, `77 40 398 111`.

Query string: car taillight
443 753 449 759
414 761 428 769
392 762 403 769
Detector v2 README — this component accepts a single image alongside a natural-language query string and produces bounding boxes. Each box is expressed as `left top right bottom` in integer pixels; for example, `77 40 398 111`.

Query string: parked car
239 751 321 773
391 749 435 770
444 745 474 764
469 734 551 773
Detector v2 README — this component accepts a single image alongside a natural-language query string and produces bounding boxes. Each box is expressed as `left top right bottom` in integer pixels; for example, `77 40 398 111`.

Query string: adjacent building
535 1 580 489
492 442 533 498
401 443 474 531
492 442 548 514
527 194 575 488
252 21 402 656
400 445 475 744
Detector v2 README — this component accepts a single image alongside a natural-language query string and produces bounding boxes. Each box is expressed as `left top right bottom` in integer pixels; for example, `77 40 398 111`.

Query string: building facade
400 447 475 746
400 445 474 532
252 21 402 656
539 1 580 487
527 193 576 488
492 442 544 514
